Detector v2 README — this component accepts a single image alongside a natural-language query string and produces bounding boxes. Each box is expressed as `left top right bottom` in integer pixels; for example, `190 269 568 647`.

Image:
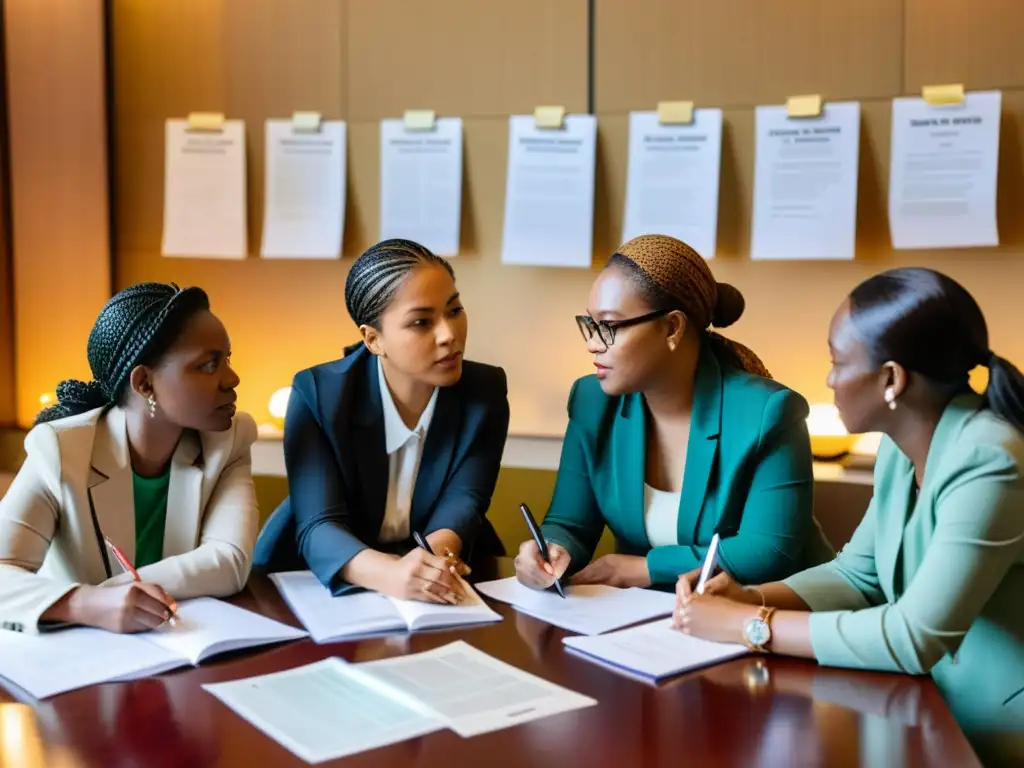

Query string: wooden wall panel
905 0 1024 92
595 0 903 112
5 0 110 427
347 0 588 121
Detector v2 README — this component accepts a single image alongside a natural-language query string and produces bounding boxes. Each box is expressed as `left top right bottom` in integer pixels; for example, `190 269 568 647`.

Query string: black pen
519 503 566 598
412 530 435 555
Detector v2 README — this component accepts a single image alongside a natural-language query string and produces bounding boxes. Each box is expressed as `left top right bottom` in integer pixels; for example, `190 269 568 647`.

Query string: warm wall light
268 387 292 429
806 403 855 461
38 393 55 407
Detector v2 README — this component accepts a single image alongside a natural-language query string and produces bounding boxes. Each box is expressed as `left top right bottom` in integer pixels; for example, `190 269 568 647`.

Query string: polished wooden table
0 561 979 767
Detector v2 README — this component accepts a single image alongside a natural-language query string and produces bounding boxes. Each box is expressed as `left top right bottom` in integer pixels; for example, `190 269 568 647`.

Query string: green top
784 394 1024 765
541 343 834 587
132 468 170 569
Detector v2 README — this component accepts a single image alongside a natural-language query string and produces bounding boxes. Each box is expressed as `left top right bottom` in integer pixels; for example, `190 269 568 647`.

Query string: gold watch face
744 617 771 647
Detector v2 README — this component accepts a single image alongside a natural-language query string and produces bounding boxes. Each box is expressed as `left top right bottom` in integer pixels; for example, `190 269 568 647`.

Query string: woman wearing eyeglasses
514 235 832 592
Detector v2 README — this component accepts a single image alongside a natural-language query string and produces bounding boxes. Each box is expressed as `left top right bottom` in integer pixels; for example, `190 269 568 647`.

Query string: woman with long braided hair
0 283 257 634
254 239 509 604
515 234 832 592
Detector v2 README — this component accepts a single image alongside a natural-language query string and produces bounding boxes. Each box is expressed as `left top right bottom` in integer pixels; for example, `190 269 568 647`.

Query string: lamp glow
806 403 854 461
268 387 292 422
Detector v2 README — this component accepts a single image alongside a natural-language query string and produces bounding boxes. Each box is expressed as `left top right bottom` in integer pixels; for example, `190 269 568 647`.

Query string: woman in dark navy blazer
254 239 509 605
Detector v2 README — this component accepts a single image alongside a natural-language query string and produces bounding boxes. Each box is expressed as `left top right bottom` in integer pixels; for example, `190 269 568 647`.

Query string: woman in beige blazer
0 283 258 635
676 268 1023 766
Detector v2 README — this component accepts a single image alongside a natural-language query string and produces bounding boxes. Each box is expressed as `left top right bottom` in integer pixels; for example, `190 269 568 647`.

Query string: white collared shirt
377 357 438 543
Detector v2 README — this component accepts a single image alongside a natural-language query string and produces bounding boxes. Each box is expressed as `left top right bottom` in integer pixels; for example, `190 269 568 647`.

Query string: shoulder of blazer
718 365 810 445
198 410 258 467
931 398 1024 490
455 360 508 404
290 349 367 414
23 407 107 488
563 374 620 435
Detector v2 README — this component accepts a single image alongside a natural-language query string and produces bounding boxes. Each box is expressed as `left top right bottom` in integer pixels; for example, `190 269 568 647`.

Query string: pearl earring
148 395 157 419
884 388 897 411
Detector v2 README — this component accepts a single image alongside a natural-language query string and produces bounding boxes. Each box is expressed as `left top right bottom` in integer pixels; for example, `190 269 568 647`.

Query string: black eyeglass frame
575 309 671 347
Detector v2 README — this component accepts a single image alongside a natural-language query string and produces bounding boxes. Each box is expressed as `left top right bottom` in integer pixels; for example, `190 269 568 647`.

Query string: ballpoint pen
103 535 179 626
519 503 566 598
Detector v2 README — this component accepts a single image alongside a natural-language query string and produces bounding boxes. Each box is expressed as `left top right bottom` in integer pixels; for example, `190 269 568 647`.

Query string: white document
260 119 346 259
162 119 247 258
357 640 597 737
750 101 861 260
475 577 675 635
501 114 597 268
379 117 463 256
0 598 306 699
889 91 1002 249
622 109 723 258
270 570 501 643
563 619 747 684
204 658 444 764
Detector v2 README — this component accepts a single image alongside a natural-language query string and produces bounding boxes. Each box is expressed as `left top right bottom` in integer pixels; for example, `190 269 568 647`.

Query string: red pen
103 535 179 625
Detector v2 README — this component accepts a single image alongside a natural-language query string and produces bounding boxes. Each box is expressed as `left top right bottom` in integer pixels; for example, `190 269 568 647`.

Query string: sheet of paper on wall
501 114 597 268
379 117 463 257
162 119 247 258
750 101 861 260
888 90 1002 249
622 109 723 259
260 119 346 259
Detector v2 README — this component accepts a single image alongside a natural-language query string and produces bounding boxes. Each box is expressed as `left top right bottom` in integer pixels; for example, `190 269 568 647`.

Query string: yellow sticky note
403 109 436 130
292 111 322 132
786 94 822 119
922 83 965 106
657 101 694 125
186 112 225 131
533 105 566 129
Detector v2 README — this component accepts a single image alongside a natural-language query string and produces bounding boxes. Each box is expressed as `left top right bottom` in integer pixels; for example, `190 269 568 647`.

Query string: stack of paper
563 619 747 684
204 640 596 763
475 577 675 635
270 570 502 643
0 598 307 699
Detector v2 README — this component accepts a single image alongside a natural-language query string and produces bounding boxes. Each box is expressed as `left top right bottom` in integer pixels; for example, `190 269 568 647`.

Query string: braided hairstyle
35 283 210 425
343 239 454 354
609 235 770 378
848 267 1024 433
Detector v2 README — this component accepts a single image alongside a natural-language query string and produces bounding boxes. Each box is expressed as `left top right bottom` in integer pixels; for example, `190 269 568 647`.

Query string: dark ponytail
985 353 1024 432
848 267 1024 433
35 283 210 425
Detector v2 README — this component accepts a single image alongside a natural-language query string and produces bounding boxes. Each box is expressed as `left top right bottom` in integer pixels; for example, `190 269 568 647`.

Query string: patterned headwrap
614 235 770 377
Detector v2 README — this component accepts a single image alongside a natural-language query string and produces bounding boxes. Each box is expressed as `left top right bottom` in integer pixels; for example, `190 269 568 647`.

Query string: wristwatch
743 606 776 652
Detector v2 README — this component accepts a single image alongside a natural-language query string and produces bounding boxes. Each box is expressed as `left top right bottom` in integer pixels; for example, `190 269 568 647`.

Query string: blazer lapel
613 392 650 548
163 430 204 557
87 408 135 575
681 348 722 543
352 356 389 535
411 386 460 529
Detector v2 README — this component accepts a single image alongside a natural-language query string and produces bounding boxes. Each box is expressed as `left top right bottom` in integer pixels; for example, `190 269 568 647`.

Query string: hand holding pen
104 536 180 627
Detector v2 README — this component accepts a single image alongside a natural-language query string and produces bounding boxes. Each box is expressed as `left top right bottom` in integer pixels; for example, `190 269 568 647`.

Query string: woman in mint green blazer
514 235 832 591
677 268 1024 766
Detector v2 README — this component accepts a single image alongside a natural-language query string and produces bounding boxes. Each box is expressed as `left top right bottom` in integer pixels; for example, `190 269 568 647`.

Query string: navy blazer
253 344 510 594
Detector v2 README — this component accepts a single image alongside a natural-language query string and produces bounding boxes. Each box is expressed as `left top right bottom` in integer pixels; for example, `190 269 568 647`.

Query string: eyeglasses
575 309 670 348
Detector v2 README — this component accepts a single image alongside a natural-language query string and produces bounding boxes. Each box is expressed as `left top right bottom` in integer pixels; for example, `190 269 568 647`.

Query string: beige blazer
0 406 259 633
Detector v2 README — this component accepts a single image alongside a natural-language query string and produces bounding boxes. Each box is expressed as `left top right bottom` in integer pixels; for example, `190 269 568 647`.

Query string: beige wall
0 29 14 427
109 0 1023 435
5 0 111 427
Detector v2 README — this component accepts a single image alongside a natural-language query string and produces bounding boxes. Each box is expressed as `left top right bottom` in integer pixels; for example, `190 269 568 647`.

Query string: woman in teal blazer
677 268 1024 766
515 235 832 591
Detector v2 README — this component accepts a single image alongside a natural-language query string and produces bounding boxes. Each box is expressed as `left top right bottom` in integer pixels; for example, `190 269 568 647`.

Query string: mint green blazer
541 345 833 587
785 395 1024 765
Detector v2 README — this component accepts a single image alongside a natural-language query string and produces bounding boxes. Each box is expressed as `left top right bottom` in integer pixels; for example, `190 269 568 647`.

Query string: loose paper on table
622 109 723 259
260 119 346 259
750 101 861 260
203 641 596 762
475 577 675 635
380 117 463 257
501 114 597 268
162 119 247 258
888 90 1002 249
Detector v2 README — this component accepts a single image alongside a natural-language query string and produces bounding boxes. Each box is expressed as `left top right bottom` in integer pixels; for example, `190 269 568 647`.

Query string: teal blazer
541 345 833 587
785 395 1024 765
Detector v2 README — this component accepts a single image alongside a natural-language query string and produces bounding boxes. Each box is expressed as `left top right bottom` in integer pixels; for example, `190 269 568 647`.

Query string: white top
377 358 438 543
643 484 682 548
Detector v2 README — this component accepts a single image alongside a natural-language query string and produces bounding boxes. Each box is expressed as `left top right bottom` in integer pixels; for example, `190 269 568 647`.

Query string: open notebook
475 576 676 635
270 571 502 643
0 597 307 699
563 618 747 684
